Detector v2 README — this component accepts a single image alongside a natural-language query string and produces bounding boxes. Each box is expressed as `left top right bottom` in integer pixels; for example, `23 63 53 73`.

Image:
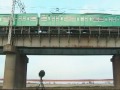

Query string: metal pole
41 77 45 90
7 0 16 44
7 0 25 44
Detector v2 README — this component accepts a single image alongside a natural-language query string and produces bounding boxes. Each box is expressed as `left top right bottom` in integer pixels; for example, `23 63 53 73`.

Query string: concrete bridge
0 26 119 89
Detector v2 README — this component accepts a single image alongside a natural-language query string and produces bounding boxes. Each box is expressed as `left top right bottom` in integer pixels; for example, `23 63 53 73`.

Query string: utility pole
7 0 25 44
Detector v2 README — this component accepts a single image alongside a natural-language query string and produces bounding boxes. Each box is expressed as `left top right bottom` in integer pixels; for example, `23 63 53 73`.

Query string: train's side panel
39 14 51 26
59 14 80 26
101 15 113 26
1 13 120 27
84 14 100 26
39 13 120 27
76 14 120 27
39 13 80 26
14 13 38 26
113 15 120 27
0 14 10 26
83 14 114 27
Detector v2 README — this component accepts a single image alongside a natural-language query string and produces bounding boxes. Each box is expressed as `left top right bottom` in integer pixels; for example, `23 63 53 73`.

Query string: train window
112 18 115 22
30 16 37 21
81 17 84 21
41 16 47 21
19 16 22 20
92 17 104 22
89 17 92 21
61 17 63 20
93 17 98 21
98 17 104 22
27 17 30 20
112 18 117 22
22 17 26 21
52 17 55 21
56 17 59 21
85 17 88 21
109 18 112 22
77 17 79 21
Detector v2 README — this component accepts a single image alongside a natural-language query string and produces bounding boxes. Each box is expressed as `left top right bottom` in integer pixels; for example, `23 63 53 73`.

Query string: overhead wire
1 6 120 14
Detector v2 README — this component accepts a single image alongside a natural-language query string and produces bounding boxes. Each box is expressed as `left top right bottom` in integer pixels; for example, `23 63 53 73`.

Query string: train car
1 13 120 27
39 13 120 27
14 13 38 26
39 13 80 26
112 15 120 27
81 13 113 27
0 14 10 26
0 13 38 26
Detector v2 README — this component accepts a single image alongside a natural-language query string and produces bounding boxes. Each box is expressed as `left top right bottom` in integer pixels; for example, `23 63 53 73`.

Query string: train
0 13 120 35
0 13 120 26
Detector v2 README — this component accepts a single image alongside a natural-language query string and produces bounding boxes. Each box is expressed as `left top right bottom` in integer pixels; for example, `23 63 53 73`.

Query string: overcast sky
0 0 119 80
0 55 113 80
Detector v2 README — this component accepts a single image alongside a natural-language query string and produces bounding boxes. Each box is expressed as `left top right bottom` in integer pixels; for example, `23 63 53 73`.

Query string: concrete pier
111 55 120 89
2 44 29 89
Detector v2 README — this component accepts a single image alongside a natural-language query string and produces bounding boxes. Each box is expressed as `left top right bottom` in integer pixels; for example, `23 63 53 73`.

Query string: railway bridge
1 13 120 89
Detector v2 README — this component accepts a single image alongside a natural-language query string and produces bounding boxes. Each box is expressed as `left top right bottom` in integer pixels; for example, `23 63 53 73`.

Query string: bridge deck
0 26 120 55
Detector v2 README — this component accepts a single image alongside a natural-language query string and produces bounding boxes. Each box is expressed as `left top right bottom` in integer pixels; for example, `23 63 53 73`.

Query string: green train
0 13 120 35
0 13 120 26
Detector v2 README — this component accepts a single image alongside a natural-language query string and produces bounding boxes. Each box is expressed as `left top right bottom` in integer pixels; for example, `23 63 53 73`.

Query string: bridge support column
2 44 29 89
111 55 120 89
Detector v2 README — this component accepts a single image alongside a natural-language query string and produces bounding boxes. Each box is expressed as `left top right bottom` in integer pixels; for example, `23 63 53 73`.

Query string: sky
0 0 120 80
